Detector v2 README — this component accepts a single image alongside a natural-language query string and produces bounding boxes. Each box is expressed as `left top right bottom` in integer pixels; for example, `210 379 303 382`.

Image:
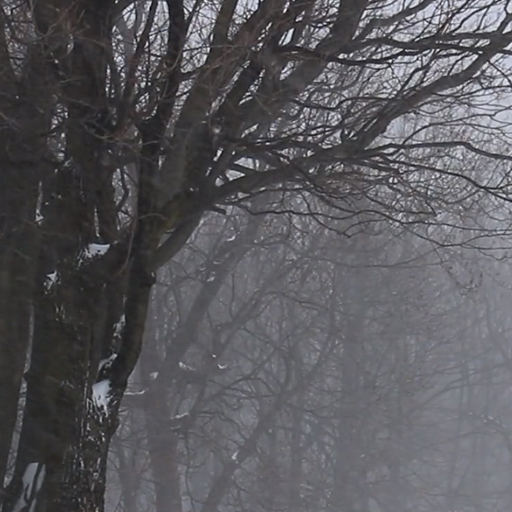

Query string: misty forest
5 0 512 511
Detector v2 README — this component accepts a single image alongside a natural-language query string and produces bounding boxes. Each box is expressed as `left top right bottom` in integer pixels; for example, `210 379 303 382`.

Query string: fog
3 1 512 510
103 205 512 512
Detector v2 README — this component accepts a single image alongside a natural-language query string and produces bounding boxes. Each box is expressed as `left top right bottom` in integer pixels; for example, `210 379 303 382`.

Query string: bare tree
3 0 512 510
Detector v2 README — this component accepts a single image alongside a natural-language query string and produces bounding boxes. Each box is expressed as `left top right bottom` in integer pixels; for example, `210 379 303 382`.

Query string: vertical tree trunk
3 254 122 511
145 412 182 512
288 391 304 512
330 274 368 512
141 311 183 512
0 238 37 488
0 43 56 487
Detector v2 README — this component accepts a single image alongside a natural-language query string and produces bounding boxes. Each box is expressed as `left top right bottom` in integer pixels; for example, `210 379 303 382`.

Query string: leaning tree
1 0 512 510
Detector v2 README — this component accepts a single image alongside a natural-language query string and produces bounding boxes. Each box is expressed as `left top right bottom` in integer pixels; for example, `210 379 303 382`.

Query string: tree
2 0 512 510
106 210 512 512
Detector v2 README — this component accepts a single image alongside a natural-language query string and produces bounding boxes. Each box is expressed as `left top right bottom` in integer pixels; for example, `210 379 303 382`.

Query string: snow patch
179 362 194 372
92 379 111 412
226 170 245 180
114 315 125 337
98 354 117 373
150 372 159 380
170 412 191 432
44 272 58 290
35 182 43 224
13 462 45 512
125 389 146 396
85 243 110 257
79 243 110 265
172 412 190 421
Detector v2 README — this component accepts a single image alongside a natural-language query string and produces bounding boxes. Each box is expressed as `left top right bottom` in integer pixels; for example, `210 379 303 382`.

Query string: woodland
2 0 512 511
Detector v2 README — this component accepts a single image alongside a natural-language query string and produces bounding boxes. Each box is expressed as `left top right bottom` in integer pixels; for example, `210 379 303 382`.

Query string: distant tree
2 0 512 510
107 214 512 512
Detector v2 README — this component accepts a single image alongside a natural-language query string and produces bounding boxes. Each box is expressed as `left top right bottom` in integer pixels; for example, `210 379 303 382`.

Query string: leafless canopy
2 0 512 510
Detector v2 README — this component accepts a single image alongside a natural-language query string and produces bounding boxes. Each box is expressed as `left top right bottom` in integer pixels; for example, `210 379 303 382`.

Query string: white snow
92 379 111 412
44 272 58 289
114 315 125 337
79 243 110 265
13 462 45 512
150 372 159 380
125 389 146 396
85 243 110 257
98 354 117 372
179 362 194 372
172 412 190 421
231 451 239 463
35 182 43 224
226 170 245 180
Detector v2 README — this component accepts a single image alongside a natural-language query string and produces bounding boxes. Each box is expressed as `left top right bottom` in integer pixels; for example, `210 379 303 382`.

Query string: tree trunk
2 242 155 511
140 311 183 512
0 42 55 488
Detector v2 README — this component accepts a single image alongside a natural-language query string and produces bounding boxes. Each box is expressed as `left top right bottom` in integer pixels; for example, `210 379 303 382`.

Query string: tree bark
0 42 56 488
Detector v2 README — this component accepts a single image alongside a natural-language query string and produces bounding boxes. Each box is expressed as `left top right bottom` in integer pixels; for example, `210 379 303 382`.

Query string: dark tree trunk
140 325 183 512
0 0 180 507
0 43 56 488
